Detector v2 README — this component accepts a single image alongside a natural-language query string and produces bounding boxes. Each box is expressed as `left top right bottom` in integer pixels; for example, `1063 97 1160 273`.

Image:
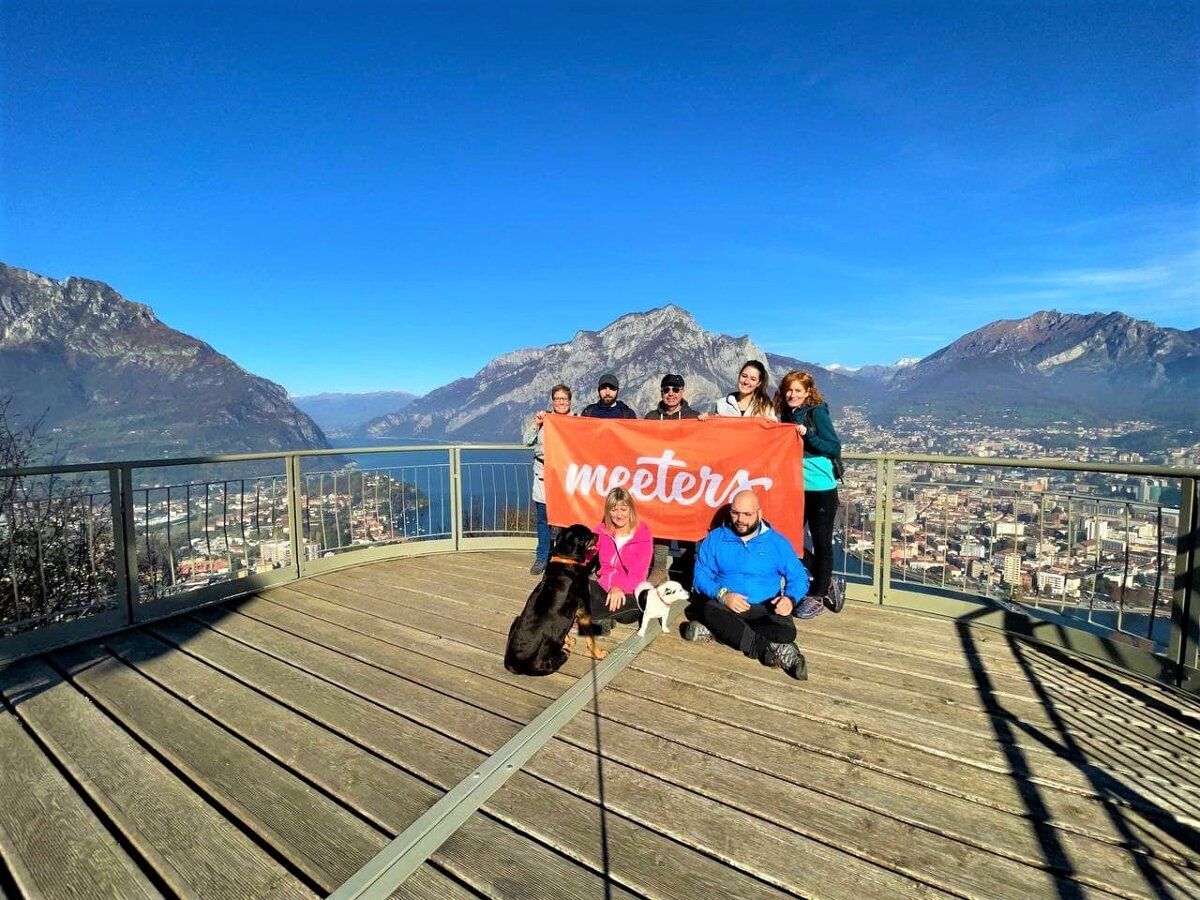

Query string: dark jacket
781 402 841 459
644 399 702 420
581 399 638 419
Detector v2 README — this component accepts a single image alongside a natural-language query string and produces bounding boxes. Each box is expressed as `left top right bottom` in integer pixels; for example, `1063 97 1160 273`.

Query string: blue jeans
534 501 551 564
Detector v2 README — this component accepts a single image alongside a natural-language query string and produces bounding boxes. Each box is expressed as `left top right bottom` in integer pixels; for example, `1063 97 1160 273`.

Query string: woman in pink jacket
588 487 654 632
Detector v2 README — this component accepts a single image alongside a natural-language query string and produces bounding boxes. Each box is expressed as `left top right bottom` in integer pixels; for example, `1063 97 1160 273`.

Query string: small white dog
634 580 690 636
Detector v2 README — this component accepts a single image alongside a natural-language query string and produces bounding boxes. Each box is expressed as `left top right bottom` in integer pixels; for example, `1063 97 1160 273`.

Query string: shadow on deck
1 551 1199 899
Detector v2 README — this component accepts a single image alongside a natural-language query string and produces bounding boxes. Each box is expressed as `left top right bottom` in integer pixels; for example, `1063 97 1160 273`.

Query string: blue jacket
694 522 809 604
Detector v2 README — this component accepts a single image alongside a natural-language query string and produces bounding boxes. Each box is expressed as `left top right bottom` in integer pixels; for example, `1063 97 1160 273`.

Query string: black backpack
803 409 845 482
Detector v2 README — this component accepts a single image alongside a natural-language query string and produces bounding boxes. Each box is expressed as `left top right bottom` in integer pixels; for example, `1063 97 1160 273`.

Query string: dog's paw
562 633 576 651
590 646 609 660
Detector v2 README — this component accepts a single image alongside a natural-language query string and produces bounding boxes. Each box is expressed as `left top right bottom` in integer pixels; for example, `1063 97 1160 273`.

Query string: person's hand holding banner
542 416 805 551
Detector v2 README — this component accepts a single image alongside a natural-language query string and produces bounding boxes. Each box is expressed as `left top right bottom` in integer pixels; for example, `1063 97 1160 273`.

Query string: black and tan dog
504 524 607 676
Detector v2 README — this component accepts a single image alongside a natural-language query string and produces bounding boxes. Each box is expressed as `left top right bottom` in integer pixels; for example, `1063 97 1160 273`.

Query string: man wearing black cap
581 372 638 419
643 373 707 584
644 373 707 420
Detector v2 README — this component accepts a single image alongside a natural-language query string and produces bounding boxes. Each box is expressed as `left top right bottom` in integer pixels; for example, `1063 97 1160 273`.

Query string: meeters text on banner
542 416 805 549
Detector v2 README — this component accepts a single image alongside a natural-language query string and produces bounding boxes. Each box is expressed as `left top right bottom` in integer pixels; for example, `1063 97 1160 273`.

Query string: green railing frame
1 446 1197 693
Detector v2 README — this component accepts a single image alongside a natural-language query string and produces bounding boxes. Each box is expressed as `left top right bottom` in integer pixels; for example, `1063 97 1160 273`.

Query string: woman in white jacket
524 384 573 574
715 359 776 420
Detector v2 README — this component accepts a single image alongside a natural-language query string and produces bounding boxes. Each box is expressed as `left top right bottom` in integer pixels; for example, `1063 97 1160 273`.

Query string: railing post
285 454 304 581
1168 477 1198 685
450 447 462 551
116 465 141 623
875 457 894 604
873 458 892 607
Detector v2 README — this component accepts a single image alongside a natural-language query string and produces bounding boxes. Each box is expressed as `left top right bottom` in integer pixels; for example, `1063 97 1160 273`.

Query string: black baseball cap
660 373 685 390
598 372 620 389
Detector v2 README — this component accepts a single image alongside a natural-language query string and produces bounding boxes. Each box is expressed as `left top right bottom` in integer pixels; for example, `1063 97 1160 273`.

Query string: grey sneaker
823 577 845 613
763 641 808 680
683 621 713 643
795 595 825 620
530 561 546 575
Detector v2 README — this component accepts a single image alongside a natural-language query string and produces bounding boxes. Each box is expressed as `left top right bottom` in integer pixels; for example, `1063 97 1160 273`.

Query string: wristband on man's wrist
716 587 728 599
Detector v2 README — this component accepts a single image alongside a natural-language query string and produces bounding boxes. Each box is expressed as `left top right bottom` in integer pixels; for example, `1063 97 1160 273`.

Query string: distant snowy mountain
292 391 417 435
854 356 923 384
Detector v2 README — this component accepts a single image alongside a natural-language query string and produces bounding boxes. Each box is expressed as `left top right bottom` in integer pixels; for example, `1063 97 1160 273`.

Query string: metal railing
2 446 1196 692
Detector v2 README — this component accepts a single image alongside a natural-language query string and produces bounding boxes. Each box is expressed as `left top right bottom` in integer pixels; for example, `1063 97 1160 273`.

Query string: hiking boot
529 561 546 575
682 621 713 643
762 641 808 680
823 577 845 613
795 595 825 620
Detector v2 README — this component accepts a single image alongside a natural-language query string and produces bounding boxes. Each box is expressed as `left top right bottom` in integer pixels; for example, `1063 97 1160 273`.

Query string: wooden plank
269 592 1199 898
800 605 1194 700
634 638 1200 786
256 584 1192 816
281 575 1200 807
801 633 1200 735
170 608 953 899
257 583 1200 868
566 677 1200 899
119 624 632 900
50 642 386 893
0 658 313 900
161 615 811 900
401 553 1200 723
316 566 1200 751
0 694 160 900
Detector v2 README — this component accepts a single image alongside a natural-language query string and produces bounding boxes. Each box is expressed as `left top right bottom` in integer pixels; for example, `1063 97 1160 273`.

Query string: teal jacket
783 403 841 492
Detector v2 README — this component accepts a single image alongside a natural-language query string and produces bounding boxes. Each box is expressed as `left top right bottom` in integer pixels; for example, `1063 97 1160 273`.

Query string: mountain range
2 262 1195 463
880 310 1199 424
362 305 1199 443
0 264 328 464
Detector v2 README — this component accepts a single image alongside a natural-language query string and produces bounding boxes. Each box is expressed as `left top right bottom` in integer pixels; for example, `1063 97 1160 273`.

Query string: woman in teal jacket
775 370 844 615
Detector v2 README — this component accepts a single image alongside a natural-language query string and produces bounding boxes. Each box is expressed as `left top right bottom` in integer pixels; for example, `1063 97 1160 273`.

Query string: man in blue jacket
684 490 810 680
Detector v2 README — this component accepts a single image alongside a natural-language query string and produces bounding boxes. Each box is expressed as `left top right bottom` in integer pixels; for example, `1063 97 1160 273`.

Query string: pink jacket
592 521 654 593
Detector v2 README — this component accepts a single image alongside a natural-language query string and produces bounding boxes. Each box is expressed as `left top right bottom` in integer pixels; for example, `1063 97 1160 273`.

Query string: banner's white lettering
563 449 773 508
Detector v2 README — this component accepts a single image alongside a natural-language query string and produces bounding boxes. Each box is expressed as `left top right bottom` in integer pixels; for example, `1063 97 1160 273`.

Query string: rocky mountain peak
0 263 329 463
365 305 854 442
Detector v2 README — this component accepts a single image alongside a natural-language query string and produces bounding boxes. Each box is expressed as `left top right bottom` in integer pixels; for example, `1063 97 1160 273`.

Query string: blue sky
2 1 1196 395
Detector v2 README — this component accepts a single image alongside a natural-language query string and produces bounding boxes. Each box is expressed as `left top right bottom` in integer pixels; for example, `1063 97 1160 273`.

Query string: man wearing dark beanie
581 372 638 419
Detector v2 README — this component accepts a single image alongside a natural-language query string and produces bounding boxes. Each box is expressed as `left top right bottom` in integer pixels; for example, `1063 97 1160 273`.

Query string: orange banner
543 416 805 550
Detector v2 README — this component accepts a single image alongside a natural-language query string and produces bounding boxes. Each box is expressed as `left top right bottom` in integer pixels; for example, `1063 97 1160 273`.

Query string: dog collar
548 555 586 566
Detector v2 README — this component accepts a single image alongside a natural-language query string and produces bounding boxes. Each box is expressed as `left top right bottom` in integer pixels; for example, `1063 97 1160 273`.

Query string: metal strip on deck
327 617 673 900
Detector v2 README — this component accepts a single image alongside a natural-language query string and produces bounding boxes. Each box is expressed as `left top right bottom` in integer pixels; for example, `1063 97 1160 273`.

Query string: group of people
523 361 845 680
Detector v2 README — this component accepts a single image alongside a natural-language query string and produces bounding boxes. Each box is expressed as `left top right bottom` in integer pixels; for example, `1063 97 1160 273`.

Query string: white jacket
715 393 777 420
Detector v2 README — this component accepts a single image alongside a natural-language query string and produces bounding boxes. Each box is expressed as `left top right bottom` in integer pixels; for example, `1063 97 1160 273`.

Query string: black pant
585 580 642 628
692 593 796 656
650 538 696 588
804 489 839 596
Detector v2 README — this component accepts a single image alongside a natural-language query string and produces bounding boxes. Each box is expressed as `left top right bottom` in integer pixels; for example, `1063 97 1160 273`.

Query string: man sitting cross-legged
683 489 811 680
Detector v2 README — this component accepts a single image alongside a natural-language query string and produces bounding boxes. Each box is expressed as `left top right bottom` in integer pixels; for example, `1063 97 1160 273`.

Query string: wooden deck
1 550 1198 899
